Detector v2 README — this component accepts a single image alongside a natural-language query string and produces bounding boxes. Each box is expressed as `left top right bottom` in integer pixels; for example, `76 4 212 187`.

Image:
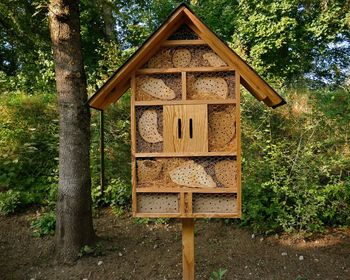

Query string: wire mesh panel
208 104 236 152
143 46 228 69
135 74 182 101
187 72 235 100
136 157 237 189
137 193 180 213
136 106 163 153
192 193 237 213
167 24 199 40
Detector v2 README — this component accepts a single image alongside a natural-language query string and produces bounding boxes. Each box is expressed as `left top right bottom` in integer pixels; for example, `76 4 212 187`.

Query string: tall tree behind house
48 0 95 262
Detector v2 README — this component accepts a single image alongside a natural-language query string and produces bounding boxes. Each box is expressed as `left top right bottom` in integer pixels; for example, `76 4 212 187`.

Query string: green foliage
195 0 350 86
210 268 228 280
133 217 170 225
241 88 350 233
92 178 131 209
0 190 21 215
0 93 59 209
30 211 56 237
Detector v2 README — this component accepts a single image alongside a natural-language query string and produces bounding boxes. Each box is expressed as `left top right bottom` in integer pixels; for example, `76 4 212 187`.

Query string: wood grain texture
182 72 187 100
135 99 236 106
134 212 239 218
135 151 236 158
131 75 137 215
235 73 242 218
180 192 186 215
136 187 237 193
162 39 206 46
182 218 195 280
163 105 208 153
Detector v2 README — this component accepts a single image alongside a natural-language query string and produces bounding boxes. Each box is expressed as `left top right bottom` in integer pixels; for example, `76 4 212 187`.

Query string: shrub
0 190 21 215
30 211 56 237
241 88 350 233
92 178 131 210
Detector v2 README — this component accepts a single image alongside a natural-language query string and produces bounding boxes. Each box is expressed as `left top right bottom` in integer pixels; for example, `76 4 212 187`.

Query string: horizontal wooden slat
161 39 206 46
136 66 234 74
191 213 240 218
133 213 182 218
134 99 236 106
134 151 236 158
133 213 239 218
136 187 238 193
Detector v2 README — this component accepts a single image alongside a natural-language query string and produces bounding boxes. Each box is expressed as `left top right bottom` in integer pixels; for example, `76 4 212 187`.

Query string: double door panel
163 104 208 153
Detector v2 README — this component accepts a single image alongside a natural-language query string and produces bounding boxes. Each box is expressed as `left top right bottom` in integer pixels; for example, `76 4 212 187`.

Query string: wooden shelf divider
161 39 207 46
136 187 238 193
135 99 237 106
135 151 236 158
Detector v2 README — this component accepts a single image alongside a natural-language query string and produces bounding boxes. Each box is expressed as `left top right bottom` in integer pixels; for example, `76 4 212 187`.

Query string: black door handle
189 118 193 139
178 118 182 139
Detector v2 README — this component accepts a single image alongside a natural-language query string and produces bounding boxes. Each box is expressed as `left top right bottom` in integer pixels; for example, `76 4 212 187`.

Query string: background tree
48 0 95 262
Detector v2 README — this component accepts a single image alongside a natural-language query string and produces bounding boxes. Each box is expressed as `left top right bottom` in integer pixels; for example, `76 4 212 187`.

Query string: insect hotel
88 4 285 279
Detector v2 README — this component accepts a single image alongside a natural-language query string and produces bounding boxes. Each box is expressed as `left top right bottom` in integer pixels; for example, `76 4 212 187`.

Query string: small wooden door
163 105 208 153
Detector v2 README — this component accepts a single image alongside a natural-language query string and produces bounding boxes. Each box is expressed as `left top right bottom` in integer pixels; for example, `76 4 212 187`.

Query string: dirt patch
0 209 349 280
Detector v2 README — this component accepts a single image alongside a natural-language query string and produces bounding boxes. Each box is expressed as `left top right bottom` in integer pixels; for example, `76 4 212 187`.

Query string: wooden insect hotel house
89 4 285 279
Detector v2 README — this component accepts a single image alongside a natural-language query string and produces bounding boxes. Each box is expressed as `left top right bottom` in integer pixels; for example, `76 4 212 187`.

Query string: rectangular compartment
137 193 179 213
136 106 163 153
135 73 182 101
143 46 228 69
136 156 237 189
208 104 237 152
167 24 199 40
187 72 235 100
192 193 237 213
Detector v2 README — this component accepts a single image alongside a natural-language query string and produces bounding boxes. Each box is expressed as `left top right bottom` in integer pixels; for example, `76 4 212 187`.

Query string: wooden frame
131 59 240 218
87 6 286 279
87 4 286 219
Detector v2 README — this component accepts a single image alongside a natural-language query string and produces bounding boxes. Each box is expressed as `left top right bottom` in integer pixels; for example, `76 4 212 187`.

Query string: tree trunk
48 0 95 262
100 0 115 41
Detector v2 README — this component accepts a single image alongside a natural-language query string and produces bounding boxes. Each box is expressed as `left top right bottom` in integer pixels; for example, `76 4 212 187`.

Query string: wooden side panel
131 75 137 215
163 105 208 153
235 73 242 218
182 219 195 279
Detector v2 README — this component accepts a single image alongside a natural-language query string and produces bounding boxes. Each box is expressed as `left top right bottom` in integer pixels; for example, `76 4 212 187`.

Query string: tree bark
48 0 95 262
100 0 116 41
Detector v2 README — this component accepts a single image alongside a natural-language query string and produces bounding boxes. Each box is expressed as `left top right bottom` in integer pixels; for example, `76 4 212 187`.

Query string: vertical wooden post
182 218 195 280
100 110 105 194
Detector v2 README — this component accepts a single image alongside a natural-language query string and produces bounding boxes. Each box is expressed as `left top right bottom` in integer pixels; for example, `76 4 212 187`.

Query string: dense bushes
0 88 349 234
0 93 59 211
241 88 350 233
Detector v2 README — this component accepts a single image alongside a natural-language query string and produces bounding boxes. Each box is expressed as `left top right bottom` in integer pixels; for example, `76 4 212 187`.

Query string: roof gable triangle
88 3 285 110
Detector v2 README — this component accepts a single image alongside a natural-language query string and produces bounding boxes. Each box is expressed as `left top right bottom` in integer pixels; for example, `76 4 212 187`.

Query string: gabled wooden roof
88 3 286 110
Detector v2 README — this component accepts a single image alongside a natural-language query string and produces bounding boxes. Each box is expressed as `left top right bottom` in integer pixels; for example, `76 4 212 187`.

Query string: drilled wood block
192 193 237 213
137 193 179 213
187 72 235 100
